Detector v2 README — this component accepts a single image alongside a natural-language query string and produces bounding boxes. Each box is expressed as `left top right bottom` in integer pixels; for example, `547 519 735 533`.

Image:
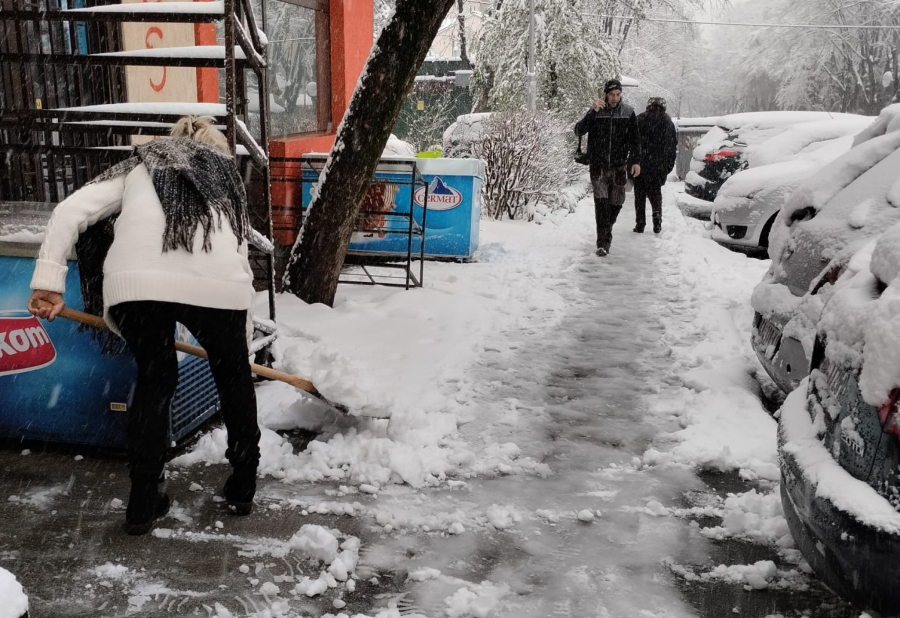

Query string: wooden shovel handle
30 299 319 396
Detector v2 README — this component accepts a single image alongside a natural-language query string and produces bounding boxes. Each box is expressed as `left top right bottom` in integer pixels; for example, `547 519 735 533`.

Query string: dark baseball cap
604 79 622 93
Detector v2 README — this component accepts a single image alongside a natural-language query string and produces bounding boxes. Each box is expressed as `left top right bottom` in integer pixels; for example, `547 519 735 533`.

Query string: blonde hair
170 115 230 154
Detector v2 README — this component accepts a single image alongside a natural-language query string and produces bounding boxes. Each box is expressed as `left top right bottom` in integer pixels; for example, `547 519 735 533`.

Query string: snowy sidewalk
0 183 857 617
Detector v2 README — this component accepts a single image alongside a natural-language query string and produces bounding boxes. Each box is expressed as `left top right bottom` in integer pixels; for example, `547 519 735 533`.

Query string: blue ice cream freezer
301 156 483 260
0 213 220 449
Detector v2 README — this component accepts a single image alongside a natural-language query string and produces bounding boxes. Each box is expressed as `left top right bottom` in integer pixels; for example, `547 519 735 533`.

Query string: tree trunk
285 0 457 305
457 0 469 65
472 69 493 112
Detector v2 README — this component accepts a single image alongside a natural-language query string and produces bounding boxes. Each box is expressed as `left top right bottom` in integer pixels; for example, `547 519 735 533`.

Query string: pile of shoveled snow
667 559 808 591
640 185 776 480
173 216 579 490
0 567 28 618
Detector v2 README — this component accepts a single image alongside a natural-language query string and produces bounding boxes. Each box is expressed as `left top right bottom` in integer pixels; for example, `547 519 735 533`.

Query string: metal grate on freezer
170 355 220 442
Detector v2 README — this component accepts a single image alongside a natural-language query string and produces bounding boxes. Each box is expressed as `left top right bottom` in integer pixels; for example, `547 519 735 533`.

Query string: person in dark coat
633 97 677 234
574 79 641 256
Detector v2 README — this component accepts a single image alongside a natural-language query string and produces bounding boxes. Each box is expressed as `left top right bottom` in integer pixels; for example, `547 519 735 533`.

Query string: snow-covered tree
617 0 710 115
757 0 900 114
471 0 621 120
679 0 900 115
374 0 396 37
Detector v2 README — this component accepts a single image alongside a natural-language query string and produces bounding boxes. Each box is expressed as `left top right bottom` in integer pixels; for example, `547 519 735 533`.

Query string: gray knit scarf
74 138 251 352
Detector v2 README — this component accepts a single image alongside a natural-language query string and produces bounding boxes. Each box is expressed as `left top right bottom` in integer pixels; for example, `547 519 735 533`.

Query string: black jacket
574 102 641 170
636 110 677 186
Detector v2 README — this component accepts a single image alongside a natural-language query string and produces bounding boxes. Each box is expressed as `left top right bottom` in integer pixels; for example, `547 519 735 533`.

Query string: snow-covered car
442 112 492 158
779 224 900 614
710 116 872 253
751 105 900 394
684 111 856 206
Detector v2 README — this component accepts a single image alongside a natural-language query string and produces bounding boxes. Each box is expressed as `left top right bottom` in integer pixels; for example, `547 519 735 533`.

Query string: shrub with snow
453 111 583 220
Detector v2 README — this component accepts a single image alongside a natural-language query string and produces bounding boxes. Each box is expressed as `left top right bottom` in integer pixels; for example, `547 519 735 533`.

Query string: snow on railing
57 102 227 116
249 229 274 255
65 1 223 14
93 46 247 60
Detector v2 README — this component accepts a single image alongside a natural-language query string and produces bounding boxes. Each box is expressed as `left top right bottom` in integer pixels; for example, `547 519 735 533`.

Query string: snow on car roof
443 113 493 152
673 116 719 128
715 111 850 132
768 128 900 284
775 107 900 224
718 136 856 205
713 150 839 217
691 112 856 159
852 104 900 147
748 116 872 168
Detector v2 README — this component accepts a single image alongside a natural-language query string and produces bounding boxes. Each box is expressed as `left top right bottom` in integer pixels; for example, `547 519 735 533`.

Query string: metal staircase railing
0 0 277 352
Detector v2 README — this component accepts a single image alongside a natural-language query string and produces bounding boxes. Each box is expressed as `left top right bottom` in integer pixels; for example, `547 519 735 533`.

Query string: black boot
125 478 170 536
223 465 257 515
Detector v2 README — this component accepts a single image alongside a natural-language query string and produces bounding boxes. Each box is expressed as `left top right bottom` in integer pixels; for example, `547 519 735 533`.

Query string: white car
710 116 871 253
751 104 900 393
442 113 492 158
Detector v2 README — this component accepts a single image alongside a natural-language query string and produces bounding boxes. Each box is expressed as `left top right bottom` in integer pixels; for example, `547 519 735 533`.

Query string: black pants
634 181 663 230
594 198 622 251
109 301 260 481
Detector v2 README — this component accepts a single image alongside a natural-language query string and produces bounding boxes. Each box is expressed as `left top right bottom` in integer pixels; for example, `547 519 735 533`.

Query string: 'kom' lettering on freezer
0 314 57 376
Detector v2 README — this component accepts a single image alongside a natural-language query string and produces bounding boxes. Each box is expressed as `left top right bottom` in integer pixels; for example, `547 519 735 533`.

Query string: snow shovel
29 299 380 418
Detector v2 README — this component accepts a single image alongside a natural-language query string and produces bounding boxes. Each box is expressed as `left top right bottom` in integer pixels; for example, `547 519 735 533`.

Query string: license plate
819 356 851 403
756 316 781 351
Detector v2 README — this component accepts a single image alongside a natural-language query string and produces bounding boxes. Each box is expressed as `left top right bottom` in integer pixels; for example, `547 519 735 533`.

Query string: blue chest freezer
0 221 220 449
301 157 483 260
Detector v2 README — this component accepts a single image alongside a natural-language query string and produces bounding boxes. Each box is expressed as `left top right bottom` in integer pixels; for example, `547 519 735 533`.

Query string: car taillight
704 150 738 162
811 263 847 294
878 388 900 437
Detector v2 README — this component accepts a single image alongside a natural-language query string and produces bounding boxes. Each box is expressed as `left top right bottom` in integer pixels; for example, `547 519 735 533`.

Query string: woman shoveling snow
27 116 260 535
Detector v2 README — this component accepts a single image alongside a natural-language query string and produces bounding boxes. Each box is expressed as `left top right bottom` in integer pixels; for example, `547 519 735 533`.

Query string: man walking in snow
575 78 641 256
633 97 677 234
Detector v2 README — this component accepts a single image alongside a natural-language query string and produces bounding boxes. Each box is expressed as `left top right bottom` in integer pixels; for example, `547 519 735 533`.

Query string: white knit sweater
31 164 255 323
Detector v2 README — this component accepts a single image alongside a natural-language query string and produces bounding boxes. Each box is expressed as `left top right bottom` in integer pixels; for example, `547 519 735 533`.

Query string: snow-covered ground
2 181 859 617
169 181 811 615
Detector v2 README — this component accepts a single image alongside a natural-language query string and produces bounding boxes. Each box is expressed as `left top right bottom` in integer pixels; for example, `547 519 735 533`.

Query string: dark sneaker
223 467 257 515
596 247 608 257
653 224 661 234
633 226 644 233
125 482 171 536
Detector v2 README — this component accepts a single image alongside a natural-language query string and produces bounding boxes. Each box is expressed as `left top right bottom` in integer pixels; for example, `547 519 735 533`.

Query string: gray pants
590 166 627 251
590 165 628 206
